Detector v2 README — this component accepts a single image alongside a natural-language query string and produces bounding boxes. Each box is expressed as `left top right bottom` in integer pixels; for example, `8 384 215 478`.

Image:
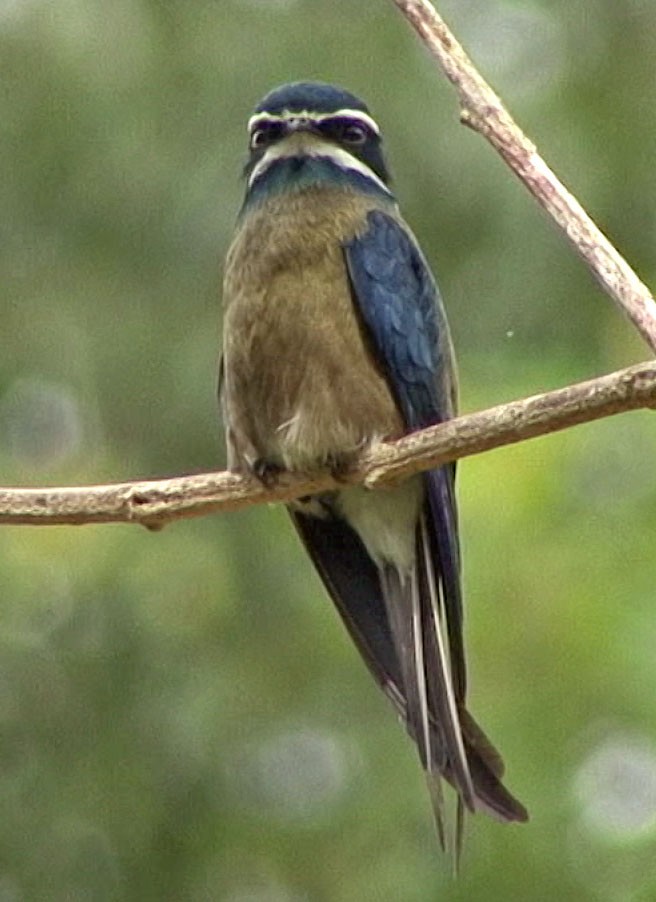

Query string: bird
219 81 528 858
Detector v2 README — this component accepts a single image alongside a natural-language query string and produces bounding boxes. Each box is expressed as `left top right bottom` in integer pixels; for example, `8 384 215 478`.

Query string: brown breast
221 187 405 472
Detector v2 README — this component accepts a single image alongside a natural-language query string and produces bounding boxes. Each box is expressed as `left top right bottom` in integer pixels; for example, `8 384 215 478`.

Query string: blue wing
344 210 466 698
292 211 527 831
344 210 451 430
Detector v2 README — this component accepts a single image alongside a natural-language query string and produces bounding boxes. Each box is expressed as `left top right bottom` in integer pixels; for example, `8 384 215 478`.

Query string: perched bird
220 81 528 855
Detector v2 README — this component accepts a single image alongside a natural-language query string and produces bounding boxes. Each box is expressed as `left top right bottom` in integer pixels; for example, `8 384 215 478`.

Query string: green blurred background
2 1 656 899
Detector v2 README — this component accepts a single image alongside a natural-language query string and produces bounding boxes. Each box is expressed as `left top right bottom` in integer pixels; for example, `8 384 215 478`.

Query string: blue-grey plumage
220 82 528 857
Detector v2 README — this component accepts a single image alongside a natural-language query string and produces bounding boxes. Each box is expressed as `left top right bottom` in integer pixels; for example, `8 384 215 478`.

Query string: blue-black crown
254 82 371 118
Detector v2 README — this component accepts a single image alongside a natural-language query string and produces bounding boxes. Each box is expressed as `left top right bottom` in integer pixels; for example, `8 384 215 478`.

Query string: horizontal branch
0 361 654 528
391 0 656 353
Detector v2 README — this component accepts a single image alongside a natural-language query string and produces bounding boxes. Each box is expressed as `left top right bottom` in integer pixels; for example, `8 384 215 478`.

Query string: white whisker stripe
248 136 392 195
247 108 381 136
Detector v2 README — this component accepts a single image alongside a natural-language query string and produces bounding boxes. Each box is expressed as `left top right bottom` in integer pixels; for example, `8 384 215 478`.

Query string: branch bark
1 361 654 528
2 3 655 531
391 0 656 353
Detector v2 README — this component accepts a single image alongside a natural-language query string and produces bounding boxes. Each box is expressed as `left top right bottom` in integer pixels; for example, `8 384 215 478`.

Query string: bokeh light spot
227 727 351 824
0 378 84 468
574 734 656 839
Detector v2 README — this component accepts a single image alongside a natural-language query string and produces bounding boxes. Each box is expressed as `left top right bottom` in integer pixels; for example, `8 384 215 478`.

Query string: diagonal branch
1 361 654 529
391 0 656 352
2 4 655 532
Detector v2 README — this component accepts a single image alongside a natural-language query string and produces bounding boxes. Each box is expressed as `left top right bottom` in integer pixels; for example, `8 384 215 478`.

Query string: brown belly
221 189 404 472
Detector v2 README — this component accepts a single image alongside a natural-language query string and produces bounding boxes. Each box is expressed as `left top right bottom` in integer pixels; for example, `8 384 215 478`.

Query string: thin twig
1 361 654 528
391 0 656 353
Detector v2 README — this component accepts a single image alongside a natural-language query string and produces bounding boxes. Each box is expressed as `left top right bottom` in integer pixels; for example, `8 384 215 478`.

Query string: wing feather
341 210 527 835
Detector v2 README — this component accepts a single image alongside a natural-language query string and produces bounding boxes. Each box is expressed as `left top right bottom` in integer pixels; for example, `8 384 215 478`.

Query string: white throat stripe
247 108 380 136
248 136 391 195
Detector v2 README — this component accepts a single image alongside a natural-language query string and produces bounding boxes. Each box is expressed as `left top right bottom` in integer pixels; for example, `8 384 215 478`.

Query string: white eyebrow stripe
247 108 380 136
247 136 392 196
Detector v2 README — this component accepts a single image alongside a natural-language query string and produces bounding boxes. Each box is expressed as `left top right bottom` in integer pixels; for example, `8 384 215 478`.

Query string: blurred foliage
1 0 656 899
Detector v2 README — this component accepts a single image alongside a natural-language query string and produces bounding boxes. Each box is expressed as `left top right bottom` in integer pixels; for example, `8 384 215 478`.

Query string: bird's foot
326 452 356 483
252 458 285 488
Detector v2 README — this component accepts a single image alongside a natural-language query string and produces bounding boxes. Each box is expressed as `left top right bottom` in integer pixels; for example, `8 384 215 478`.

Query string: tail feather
379 566 433 772
460 708 505 779
289 505 528 856
418 516 474 807
461 719 529 823
425 772 447 853
380 511 527 859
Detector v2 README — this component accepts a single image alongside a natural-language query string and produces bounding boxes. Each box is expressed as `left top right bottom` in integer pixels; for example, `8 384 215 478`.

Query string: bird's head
242 82 392 204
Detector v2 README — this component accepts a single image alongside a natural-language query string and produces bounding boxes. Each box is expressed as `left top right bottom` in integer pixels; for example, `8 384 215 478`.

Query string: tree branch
3 4 655 532
391 0 656 353
1 361 654 528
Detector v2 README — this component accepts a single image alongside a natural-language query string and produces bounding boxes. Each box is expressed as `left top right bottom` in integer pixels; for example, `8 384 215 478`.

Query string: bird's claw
252 458 285 488
327 452 356 483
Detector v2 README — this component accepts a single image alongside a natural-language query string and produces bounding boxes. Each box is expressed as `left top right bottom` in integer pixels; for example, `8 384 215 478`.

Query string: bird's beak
286 116 316 134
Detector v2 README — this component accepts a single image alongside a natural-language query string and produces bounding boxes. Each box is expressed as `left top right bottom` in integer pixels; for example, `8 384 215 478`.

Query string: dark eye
250 123 284 150
341 123 368 145
250 128 270 149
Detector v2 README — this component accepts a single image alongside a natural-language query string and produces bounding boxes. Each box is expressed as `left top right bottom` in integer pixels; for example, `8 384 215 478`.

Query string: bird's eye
341 123 368 145
250 128 270 149
250 122 285 150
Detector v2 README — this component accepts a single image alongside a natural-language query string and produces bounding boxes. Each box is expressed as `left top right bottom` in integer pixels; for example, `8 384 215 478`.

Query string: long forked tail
289 503 527 860
379 515 527 859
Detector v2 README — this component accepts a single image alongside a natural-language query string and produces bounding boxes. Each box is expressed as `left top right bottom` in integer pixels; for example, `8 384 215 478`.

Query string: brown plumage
222 186 403 472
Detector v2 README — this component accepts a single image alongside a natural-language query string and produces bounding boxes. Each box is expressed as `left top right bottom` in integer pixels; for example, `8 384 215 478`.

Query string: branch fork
1 0 654 527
